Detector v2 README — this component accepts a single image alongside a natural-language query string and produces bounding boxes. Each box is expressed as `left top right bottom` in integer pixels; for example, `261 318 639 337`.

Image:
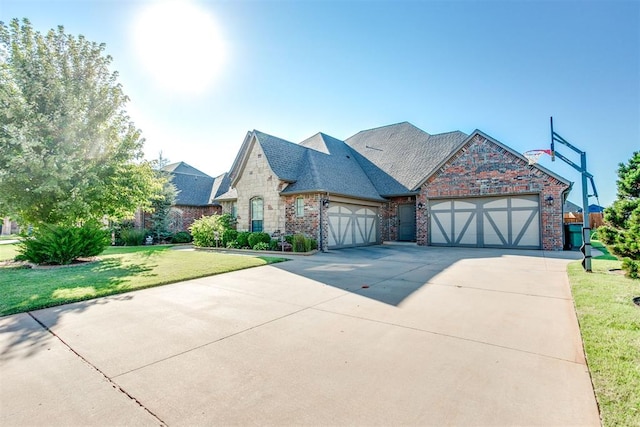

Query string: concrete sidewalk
0 245 600 426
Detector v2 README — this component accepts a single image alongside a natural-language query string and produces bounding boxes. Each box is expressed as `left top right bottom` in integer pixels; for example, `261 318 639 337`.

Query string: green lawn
0 245 287 316
0 243 19 261
568 243 640 427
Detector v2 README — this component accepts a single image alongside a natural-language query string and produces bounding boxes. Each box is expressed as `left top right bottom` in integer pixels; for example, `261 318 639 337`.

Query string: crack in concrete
110 306 310 380
429 281 572 300
309 306 586 366
27 312 167 426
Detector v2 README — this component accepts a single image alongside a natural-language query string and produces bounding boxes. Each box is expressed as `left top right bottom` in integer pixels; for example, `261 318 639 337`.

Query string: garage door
327 203 378 249
429 195 540 249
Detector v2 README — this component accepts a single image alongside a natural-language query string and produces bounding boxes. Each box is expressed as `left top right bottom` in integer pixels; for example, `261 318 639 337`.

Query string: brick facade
283 194 321 237
171 205 221 231
380 196 417 242
138 205 221 232
416 133 569 250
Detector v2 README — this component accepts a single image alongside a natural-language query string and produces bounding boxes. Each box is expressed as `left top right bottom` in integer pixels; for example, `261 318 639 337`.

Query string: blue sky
2 0 638 208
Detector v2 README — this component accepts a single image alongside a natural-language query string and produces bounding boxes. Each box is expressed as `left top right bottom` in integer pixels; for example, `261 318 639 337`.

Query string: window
250 197 263 232
230 202 237 218
295 197 304 217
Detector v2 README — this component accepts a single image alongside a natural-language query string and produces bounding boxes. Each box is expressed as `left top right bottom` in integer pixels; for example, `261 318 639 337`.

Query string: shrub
16 222 109 265
171 231 192 243
110 220 137 246
226 240 240 249
622 258 639 279
236 231 251 248
190 214 230 247
252 242 270 251
222 229 238 246
248 232 271 248
120 228 148 246
309 238 318 251
292 234 306 252
269 239 279 251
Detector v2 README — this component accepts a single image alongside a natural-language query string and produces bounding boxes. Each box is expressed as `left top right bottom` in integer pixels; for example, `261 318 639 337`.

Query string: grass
568 241 640 426
0 243 19 261
0 245 287 317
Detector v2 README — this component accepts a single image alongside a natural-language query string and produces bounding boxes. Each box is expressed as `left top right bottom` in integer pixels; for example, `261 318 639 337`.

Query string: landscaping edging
194 246 317 257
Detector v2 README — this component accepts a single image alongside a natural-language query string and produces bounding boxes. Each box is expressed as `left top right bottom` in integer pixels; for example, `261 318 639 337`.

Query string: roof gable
421 130 572 187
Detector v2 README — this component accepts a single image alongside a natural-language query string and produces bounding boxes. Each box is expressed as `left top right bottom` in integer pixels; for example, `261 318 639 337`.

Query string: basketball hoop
523 149 552 165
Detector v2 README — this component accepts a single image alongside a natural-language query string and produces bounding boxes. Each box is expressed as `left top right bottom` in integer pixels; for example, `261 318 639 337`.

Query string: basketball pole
550 117 598 272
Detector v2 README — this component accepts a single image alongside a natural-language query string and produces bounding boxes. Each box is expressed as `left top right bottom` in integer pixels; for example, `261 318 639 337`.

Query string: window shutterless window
295 197 304 217
250 198 263 232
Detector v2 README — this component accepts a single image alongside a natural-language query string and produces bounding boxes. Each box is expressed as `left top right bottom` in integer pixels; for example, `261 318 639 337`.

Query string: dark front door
398 204 416 241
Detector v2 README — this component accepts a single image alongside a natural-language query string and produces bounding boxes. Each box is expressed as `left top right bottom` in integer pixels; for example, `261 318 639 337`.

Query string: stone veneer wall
234 140 287 233
380 196 417 242
418 134 569 250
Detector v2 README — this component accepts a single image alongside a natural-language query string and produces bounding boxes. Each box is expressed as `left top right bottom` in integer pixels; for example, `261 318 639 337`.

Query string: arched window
250 197 263 232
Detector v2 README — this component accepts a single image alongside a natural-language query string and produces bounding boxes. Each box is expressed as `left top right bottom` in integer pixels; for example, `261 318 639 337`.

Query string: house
140 162 227 232
1 217 19 235
214 122 571 251
588 204 604 213
564 200 582 213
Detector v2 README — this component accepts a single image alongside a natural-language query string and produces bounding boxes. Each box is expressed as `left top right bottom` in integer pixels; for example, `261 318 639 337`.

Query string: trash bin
565 223 583 250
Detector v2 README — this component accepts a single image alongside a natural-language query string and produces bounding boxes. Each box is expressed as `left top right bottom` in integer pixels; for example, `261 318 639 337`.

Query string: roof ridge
345 121 414 139
253 129 297 147
430 130 466 137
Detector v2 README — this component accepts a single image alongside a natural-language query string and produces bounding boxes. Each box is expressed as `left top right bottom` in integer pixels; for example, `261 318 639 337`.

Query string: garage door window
250 197 263 232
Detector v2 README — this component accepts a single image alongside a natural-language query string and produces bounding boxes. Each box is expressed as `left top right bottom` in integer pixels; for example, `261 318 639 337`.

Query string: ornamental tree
0 18 160 226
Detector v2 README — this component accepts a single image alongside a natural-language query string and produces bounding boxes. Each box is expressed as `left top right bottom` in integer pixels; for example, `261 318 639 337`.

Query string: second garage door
327 203 378 249
429 195 541 249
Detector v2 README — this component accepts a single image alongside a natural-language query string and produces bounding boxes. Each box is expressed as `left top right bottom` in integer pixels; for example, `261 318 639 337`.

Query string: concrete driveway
0 245 600 426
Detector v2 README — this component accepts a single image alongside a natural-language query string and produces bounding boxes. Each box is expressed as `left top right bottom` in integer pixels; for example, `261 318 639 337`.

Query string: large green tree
600 151 640 262
0 18 159 225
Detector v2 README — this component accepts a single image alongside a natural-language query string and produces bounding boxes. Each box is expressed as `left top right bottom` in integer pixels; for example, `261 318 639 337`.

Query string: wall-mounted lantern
545 195 554 206
417 202 424 210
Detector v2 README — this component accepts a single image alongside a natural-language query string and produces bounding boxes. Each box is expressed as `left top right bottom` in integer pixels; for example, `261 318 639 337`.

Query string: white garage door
327 203 378 249
429 195 540 249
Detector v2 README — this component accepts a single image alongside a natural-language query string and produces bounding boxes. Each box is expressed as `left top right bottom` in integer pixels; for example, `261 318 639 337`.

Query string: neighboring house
142 162 226 232
1 217 19 235
214 122 572 251
564 200 582 213
588 204 604 213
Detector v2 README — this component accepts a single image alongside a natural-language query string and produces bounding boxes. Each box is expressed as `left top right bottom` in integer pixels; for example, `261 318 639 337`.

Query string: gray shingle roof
209 173 232 203
345 122 468 195
215 122 568 205
282 133 384 201
162 162 216 206
254 131 307 182
163 161 211 177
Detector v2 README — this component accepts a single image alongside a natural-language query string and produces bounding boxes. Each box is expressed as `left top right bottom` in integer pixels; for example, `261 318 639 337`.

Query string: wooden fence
563 212 604 228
